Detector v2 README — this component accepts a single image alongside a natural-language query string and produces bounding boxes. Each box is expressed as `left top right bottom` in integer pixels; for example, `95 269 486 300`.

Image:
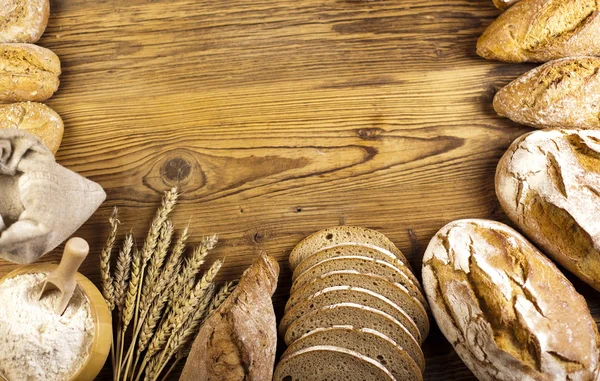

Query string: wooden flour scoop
39 237 89 315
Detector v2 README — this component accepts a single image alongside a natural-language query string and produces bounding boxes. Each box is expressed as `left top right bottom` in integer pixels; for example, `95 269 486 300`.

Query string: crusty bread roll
0 0 49 43
494 57 600 129
422 219 600 381
477 0 600 62
0 43 60 102
0 102 63 154
496 130 600 291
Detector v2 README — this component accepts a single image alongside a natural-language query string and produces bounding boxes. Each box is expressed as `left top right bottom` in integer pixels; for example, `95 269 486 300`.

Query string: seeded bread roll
477 0 600 62
496 130 600 291
291 256 427 309
279 285 422 344
284 302 425 372
422 219 600 381
0 102 63 154
274 345 395 381
285 270 430 338
289 226 409 271
494 57 600 129
0 0 49 43
281 327 423 381
0 43 60 102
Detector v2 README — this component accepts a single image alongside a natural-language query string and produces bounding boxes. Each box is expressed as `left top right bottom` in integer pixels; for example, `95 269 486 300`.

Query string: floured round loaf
422 219 600 381
0 0 49 43
496 130 600 290
493 57 600 129
282 327 423 381
274 345 395 381
0 102 63 154
291 256 427 309
279 285 422 344
289 226 409 271
284 302 425 372
285 270 430 339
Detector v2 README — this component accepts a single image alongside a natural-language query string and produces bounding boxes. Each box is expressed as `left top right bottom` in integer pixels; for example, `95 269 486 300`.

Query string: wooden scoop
39 237 89 315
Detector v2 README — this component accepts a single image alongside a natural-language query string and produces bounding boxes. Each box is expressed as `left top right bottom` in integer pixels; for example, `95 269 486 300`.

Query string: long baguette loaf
477 0 600 62
422 219 600 381
0 0 49 43
496 130 600 291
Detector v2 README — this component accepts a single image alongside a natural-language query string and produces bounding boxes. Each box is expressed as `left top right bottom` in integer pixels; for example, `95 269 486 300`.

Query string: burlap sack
0 129 106 264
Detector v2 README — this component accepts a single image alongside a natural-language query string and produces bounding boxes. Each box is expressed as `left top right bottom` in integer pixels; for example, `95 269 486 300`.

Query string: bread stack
274 226 429 381
0 0 64 154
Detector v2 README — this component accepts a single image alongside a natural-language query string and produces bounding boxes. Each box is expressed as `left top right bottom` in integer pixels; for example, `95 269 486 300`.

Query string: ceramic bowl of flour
0 263 112 381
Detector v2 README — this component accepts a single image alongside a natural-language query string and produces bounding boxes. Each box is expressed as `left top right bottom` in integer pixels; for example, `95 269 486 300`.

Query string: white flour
0 273 95 381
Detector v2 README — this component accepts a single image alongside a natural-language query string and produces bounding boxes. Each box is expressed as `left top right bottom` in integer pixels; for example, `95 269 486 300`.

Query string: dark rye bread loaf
291 256 427 309
284 302 425 372
289 226 410 271
477 0 600 62
292 244 420 287
285 270 430 339
494 57 600 129
279 285 422 345
282 327 423 381
274 345 395 381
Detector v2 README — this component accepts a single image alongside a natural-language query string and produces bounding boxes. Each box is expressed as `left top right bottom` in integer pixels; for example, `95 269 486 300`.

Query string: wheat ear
207 280 238 315
114 233 134 312
101 207 119 311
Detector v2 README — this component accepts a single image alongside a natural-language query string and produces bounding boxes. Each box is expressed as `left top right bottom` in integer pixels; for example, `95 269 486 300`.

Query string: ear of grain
101 207 119 311
122 246 142 330
207 279 238 315
114 233 134 312
140 188 178 266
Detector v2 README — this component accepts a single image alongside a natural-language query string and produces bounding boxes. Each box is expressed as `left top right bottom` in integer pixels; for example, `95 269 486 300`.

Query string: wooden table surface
0 0 598 380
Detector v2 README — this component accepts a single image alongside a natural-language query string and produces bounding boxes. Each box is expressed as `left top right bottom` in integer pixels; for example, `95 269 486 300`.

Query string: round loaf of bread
0 102 63 154
285 270 430 339
0 0 49 43
279 285 422 344
291 256 427 308
289 226 409 271
283 327 423 381
274 345 395 381
284 302 425 371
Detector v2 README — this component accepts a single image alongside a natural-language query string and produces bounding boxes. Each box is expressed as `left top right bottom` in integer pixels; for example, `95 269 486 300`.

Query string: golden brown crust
422 219 600 381
0 102 63 154
0 43 60 102
494 57 600 129
0 0 49 43
477 0 600 63
492 0 521 10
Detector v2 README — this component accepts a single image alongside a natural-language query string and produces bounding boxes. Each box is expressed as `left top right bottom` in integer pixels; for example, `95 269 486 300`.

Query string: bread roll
0 43 60 102
0 0 49 43
492 0 520 10
494 57 600 129
0 102 63 154
422 219 600 381
496 130 600 291
477 0 600 62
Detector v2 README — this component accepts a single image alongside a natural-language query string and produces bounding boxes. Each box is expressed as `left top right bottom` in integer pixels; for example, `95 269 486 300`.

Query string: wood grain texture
0 0 598 380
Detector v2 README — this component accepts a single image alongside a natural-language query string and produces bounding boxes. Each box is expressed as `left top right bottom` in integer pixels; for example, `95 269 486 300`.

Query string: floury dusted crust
422 219 600 381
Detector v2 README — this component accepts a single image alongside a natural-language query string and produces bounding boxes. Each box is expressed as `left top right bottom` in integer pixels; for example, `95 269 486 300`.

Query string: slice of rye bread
283 327 423 380
285 271 430 340
289 226 410 271
291 256 427 309
284 302 425 372
292 244 421 287
279 285 422 345
274 345 395 381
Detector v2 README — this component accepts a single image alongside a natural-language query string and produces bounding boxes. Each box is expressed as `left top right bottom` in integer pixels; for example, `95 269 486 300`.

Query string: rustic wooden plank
0 0 598 380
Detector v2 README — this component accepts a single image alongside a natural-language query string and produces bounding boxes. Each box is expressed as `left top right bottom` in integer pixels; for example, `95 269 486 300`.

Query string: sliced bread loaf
284 302 425 371
285 270 430 340
292 244 419 287
289 226 409 271
283 327 423 381
279 285 422 344
274 345 395 381
291 256 427 308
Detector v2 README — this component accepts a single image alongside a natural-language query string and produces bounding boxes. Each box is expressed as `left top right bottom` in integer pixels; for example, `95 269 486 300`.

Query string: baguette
0 102 63 154
496 130 600 291
0 0 49 43
422 219 600 381
477 0 600 62
0 43 60 102
494 57 600 129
